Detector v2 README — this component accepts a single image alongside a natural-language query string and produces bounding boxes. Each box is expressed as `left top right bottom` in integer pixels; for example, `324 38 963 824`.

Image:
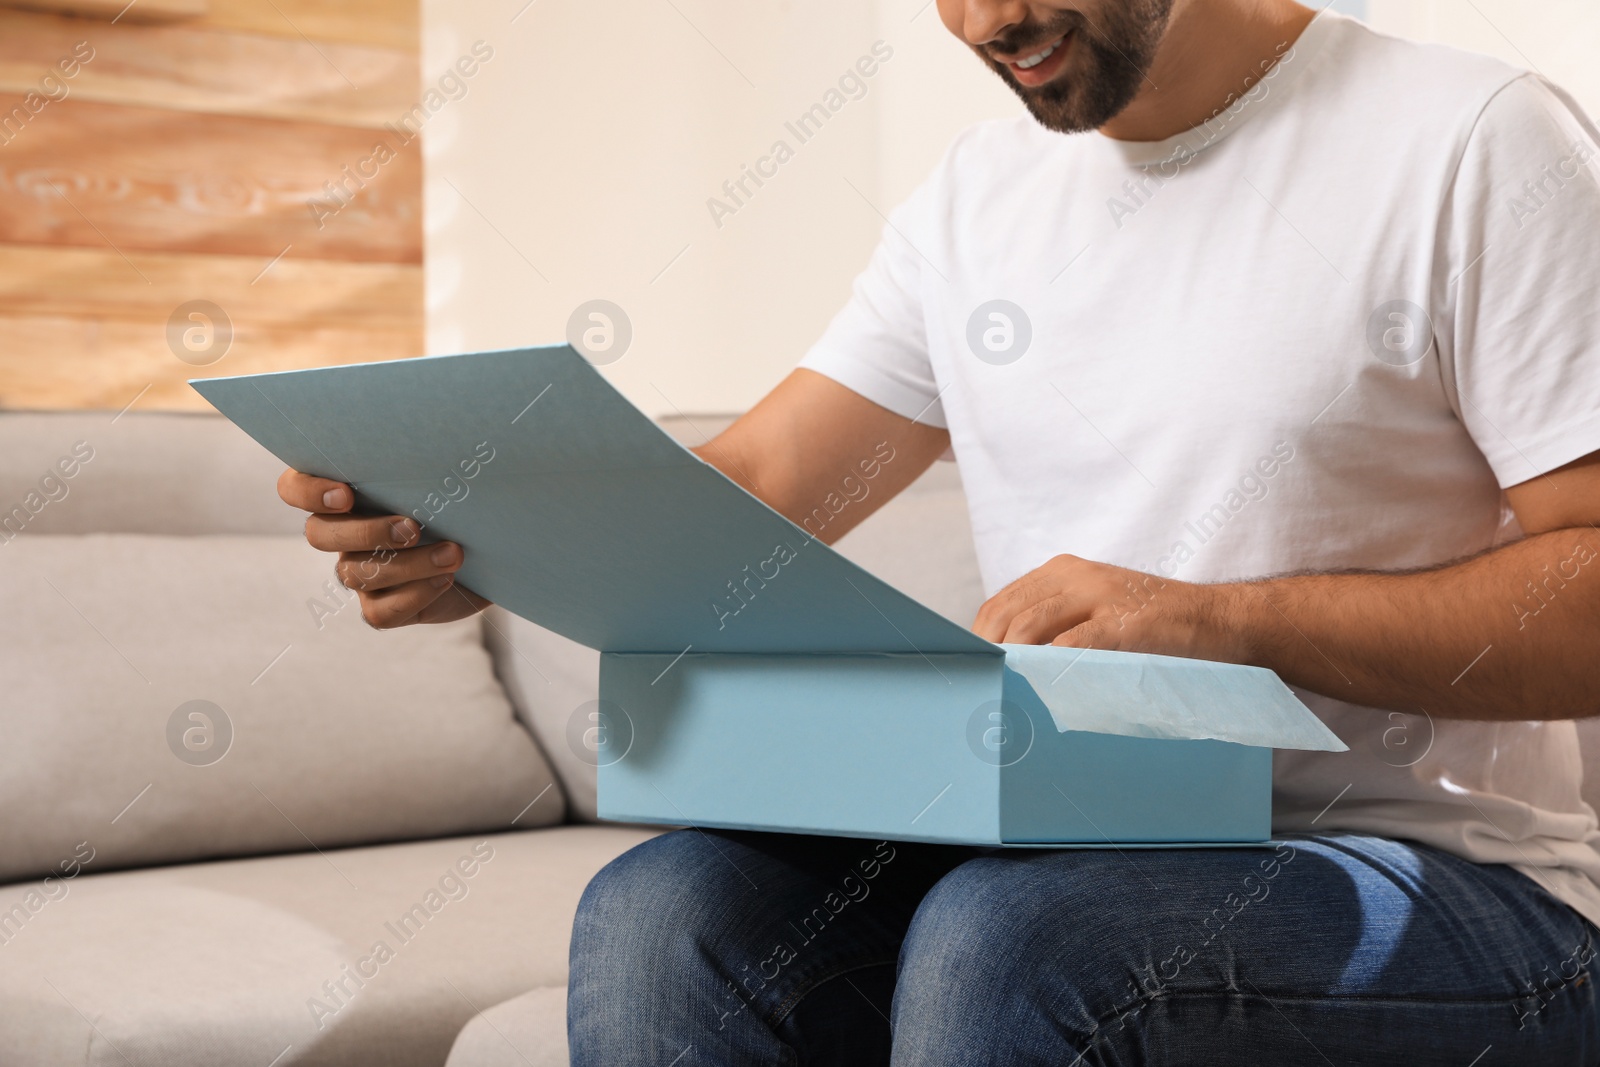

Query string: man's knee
893 855 1170 1050
901 854 1139 965
898 857 1104 997
899 859 1027 982
572 831 769 1061
573 830 738 961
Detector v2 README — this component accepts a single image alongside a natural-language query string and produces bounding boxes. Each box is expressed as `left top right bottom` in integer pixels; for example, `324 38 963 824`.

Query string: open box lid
192 345 1346 754
192 344 994 657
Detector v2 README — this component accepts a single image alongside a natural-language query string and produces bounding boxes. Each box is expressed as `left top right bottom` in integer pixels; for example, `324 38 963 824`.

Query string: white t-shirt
801 13 1600 924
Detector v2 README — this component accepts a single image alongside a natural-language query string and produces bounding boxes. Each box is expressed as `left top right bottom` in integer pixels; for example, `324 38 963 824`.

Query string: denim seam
1096 926 1599 1024
1093 980 1593 1029
1076 984 1597 1064
765 958 898 1030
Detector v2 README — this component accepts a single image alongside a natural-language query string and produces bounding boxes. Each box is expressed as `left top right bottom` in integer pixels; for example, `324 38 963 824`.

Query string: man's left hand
971 554 1242 662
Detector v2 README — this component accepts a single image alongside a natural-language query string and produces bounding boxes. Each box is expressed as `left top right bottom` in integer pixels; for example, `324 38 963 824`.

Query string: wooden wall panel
0 97 421 263
0 11 417 127
0 0 207 24
198 0 420 50
0 0 423 411
0 0 418 46
0 314 419 410
0 246 420 329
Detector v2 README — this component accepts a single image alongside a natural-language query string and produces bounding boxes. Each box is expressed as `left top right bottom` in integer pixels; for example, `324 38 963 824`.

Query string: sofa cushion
445 986 569 1067
0 534 564 883
0 825 658 1067
0 411 303 538
483 611 601 822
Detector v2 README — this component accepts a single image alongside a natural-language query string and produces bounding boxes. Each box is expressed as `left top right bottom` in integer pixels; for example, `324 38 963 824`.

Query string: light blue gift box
193 345 1346 847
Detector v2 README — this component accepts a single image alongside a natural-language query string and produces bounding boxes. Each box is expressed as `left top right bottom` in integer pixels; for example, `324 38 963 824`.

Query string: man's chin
972 49 1077 132
990 55 1147 135
994 71 1097 135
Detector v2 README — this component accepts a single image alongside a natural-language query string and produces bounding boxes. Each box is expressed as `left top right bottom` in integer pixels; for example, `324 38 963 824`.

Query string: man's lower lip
1007 32 1072 88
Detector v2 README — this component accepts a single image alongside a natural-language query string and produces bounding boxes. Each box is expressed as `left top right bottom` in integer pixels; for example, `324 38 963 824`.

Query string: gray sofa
0 409 986 1067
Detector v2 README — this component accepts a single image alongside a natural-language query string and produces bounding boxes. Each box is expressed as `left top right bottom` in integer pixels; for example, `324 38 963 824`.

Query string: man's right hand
277 470 490 628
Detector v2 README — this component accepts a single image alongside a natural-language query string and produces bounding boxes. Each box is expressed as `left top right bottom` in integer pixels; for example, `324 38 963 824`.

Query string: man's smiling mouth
1016 37 1063 68
993 30 1074 88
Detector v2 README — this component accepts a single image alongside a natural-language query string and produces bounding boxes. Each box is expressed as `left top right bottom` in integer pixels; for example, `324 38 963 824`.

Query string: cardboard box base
597 652 1273 846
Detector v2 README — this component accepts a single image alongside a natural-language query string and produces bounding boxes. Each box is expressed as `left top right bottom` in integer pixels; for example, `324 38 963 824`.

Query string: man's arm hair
1217 450 1600 720
691 368 950 545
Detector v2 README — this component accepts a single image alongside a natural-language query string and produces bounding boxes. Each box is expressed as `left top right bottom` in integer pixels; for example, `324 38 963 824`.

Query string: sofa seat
446 987 569 1067
0 826 657 1067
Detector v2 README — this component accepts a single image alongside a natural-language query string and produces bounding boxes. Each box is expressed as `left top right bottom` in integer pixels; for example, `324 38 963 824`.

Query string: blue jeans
569 830 1600 1065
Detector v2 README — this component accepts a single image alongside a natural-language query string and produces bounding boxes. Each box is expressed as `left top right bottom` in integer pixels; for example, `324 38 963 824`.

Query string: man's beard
978 1 1175 134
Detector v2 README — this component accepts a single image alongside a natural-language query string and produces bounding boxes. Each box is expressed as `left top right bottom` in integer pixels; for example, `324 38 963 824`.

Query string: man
278 0 1600 1060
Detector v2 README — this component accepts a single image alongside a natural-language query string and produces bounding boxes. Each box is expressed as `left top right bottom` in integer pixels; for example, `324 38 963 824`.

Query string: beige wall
1368 0 1600 115
420 0 1019 418
424 1 1596 418
870 0 1024 209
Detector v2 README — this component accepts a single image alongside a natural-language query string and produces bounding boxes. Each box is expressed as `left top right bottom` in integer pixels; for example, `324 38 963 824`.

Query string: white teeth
1015 38 1061 69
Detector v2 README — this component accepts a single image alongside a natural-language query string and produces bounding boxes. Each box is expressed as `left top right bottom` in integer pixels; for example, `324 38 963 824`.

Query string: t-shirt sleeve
1443 74 1600 488
798 170 947 427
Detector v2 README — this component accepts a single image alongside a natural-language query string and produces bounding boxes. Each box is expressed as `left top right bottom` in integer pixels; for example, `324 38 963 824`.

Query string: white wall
1367 0 1600 114
871 0 1024 208
424 1 1596 417
421 0 1019 418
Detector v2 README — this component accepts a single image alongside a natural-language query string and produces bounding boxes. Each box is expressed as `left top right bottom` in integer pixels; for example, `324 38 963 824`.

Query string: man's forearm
1216 528 1600 720
690 370 950 545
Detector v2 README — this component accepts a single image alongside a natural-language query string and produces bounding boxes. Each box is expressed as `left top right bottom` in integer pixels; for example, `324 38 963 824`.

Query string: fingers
284 470 441 562
358 576 490 629
307 513 421 554
974 571 1064 642
277 467 488 630
337 541 461 593
358 575 456 629
974 554 1182 651
283 468 431 558
1000 594 1094 645
282 467 423 558
973 555 1101 644
972 583 1025 642
278 468 354 514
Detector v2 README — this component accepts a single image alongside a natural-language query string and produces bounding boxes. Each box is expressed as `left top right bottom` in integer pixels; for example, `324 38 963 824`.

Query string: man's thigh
568 828 975 1065
892 833 1600 1066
